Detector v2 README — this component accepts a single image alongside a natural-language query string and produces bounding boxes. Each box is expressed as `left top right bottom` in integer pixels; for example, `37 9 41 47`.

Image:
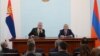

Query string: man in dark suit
23 38 44 56
49 41 70 56
28 22 45 38
0 41 19 56
57 41 70 56
49 39 63 52
1 41 10 53
73 37 90 56
58 24 74 38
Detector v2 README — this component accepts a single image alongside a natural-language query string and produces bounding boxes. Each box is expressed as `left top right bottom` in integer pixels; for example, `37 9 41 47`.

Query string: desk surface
11 38 97 42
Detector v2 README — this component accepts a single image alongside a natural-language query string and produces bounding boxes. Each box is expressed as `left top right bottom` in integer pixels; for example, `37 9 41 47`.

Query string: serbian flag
91 0 100 47
6 0 16 39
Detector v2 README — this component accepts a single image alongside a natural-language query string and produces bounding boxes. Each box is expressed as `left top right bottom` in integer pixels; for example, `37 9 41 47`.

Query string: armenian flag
91 0 100 47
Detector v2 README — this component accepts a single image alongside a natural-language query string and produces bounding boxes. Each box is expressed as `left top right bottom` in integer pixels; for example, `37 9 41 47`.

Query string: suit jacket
57 51 70 56
1 48 10 53
1 48 19 56
49 51 69 56
28 28 45 37
58 29 74 38
49 48 58 52
23 48 45 56
73 48 80 56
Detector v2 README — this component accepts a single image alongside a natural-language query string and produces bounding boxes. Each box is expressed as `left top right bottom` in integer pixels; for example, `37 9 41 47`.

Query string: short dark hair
81 37 89 44
59 42 68 50
28 42 35 51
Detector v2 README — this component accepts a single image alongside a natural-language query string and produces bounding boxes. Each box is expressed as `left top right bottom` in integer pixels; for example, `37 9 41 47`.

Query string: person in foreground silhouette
73 37 90 56
49 41 70 56
23 38 44 56
49 39 63 52
0 41 19 56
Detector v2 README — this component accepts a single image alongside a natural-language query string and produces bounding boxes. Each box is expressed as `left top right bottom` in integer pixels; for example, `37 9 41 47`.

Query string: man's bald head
1 42 8 48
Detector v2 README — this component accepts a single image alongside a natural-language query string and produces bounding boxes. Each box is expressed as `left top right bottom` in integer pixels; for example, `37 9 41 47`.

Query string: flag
6 0 16 39
91 0 100 47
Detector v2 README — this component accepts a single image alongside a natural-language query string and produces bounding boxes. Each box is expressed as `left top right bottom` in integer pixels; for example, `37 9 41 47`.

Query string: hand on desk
60 35 74 39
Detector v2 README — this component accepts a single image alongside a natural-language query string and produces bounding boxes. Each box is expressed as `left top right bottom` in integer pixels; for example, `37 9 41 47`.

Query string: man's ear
58 46 60 51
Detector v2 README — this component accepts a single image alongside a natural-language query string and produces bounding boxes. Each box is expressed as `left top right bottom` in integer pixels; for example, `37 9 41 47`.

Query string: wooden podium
10 38 96 55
